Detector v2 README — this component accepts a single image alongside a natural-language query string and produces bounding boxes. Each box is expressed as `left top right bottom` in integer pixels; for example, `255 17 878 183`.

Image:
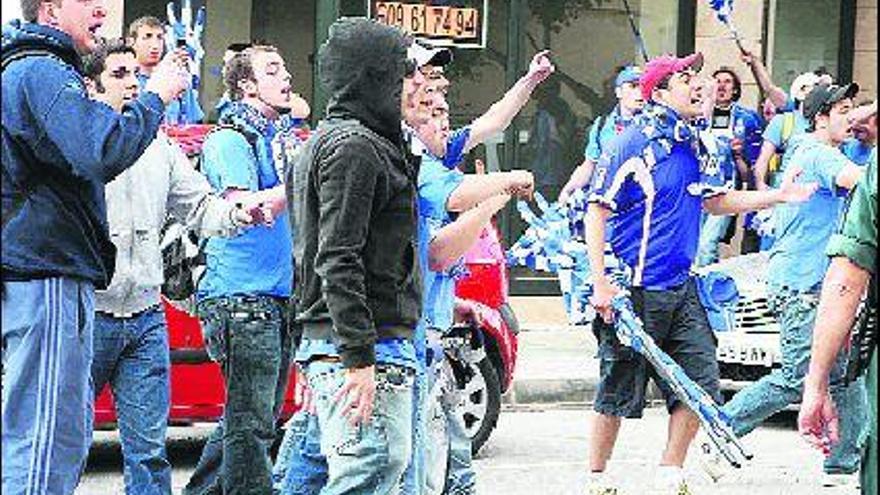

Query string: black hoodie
289 18 420 369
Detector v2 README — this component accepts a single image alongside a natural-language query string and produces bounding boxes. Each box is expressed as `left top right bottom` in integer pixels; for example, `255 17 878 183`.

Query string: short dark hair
713 66 742 102
82 38 136 82
224 45 279 101
226 42 253 53
21 0 59 23
128 16 164 40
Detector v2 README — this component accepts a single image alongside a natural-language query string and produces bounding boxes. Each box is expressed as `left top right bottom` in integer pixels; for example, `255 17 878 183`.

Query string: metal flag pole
621 0 649 63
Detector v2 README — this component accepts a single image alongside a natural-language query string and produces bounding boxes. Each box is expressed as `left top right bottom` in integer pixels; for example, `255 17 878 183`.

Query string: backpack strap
780 112 796 147
1 42 82 74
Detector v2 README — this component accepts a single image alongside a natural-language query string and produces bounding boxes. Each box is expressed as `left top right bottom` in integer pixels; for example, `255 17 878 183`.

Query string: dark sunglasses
404 58 417 78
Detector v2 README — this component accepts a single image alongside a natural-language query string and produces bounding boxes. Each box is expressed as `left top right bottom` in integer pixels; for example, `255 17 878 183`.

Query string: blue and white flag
166 0 206 123
508 190 752 469
708 0 735 25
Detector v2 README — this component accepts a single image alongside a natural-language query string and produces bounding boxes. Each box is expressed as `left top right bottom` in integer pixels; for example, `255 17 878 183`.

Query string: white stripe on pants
2 278 94 495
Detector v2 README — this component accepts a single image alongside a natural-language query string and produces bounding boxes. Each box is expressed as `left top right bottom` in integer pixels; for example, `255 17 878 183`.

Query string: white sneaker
586 472 619 495
696 433 729 483
651 466 694 495
821 472 860 488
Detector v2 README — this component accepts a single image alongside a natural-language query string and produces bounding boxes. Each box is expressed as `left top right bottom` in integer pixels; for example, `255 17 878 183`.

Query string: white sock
588 470 610 484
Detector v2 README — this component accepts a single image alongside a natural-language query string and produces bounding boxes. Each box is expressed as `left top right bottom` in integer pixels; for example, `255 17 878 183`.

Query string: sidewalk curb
504 375 664 406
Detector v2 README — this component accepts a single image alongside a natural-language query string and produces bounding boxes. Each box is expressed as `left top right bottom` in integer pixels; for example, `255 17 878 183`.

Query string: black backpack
159 123 260 301
845 273 878 384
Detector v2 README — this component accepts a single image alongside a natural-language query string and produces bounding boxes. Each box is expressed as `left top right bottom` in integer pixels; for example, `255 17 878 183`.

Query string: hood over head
2 19 83 73
318 17 410 143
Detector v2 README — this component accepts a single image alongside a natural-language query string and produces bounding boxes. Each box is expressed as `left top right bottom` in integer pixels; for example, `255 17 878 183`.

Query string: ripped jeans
722 285 869 474
306 361 414 495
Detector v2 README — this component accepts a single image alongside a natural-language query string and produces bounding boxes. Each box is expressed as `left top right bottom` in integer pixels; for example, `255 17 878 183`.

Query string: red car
450 224 520 452
95 126 520 452
95 228 519 451
93 298 300 428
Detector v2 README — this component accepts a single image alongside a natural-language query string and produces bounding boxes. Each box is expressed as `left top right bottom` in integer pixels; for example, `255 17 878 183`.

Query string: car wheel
452 354 502 455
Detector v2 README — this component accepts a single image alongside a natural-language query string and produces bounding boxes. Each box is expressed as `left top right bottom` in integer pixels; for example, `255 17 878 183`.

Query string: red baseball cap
639 52 704 101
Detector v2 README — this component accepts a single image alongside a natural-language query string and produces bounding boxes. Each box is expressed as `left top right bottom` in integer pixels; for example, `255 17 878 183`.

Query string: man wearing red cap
582 53 817 495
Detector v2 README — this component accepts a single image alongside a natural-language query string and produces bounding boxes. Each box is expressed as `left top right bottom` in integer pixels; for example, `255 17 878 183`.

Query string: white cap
790 72 822 102
407 40 453 69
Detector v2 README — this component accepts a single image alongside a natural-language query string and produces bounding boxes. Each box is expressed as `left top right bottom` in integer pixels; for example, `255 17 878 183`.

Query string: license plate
375 2 480 40
717 343 775 367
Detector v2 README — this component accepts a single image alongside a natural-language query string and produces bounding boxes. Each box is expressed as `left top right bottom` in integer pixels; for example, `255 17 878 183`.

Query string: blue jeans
92 307 171 495
696 213 732 267
306 361 413 495
424 339 476 495
2 278 95 495
183 296 292 495
401 324 429 495
273 411 327 495
723 286 869 474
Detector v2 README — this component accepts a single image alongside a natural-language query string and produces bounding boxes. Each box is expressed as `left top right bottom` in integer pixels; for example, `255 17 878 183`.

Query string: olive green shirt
826 150 877 495
826 150 877 273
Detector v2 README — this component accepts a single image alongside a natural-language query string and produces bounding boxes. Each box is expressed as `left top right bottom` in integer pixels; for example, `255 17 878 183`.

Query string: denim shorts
592 278 721 418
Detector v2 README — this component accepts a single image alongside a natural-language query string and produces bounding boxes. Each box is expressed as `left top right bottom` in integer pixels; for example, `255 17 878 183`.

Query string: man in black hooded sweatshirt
288 18 423 493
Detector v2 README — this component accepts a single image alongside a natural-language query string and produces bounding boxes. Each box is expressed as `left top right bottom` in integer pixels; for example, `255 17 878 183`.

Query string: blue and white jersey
588 104 728 290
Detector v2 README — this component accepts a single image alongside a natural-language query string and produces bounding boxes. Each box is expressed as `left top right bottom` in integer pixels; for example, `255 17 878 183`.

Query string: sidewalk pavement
505 295 662 406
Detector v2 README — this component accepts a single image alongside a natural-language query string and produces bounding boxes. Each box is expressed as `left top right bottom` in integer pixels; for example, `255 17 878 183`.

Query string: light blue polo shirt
763 110 809 149
197 126 292 300
418 151 467 331
768 134 851 291
584 106 636 163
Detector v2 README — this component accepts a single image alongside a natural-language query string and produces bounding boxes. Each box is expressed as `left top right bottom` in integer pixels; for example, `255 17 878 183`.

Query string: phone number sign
370 1 488 48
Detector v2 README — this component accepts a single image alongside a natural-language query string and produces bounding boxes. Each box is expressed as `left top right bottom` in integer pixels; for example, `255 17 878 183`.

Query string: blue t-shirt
584 106 637 162
196 117 293 300
589 105 727 290
840 139 875 167
768 135 851 291
418 154 466 332
137 73 204 125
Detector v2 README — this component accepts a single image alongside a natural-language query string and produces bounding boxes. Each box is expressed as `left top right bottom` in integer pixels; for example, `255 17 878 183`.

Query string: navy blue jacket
2 21 166 288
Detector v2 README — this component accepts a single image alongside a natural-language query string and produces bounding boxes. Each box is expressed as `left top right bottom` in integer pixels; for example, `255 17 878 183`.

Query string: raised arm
463 51 555 154
21 52 188 183
740 49 788 109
